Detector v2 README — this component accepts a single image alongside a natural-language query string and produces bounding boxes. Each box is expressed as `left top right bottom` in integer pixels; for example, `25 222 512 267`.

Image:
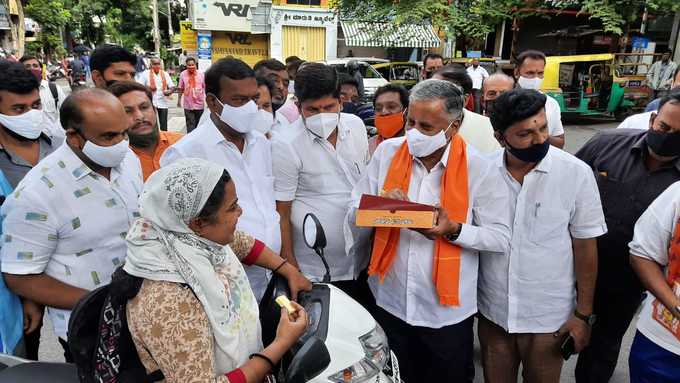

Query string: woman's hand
279 263 312 301
275 301 308 348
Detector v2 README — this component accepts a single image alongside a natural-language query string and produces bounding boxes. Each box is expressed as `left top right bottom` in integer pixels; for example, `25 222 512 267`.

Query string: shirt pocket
529 206 571 245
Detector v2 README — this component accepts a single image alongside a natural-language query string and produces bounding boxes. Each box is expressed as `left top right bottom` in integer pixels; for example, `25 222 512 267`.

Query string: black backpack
67 268 164 383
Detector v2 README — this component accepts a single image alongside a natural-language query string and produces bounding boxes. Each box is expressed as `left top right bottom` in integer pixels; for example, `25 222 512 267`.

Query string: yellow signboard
180 21 198 52
212 32 269 68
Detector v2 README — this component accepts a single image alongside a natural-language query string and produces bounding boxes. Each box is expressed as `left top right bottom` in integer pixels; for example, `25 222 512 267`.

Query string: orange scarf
368 134 469 306
149 69 167 92
665 217 680 286
187 69 197 92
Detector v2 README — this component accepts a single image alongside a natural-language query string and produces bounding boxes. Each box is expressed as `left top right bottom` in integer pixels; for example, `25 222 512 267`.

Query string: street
34 98 634 381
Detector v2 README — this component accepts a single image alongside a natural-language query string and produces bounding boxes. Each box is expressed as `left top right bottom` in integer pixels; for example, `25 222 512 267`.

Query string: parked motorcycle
47 62 67 82
0 213 400 383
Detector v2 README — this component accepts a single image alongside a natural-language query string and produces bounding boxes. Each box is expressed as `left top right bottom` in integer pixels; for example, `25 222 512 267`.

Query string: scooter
0 213 400 383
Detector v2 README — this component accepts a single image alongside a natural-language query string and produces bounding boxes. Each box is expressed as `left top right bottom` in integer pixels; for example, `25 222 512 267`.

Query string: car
321 58 390 100
373 62 420 89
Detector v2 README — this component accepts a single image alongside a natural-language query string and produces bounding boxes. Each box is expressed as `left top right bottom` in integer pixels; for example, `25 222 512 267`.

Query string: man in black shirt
574 89 680 382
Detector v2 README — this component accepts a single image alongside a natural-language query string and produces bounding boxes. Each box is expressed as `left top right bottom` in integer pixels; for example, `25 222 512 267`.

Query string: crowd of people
0 42 678 383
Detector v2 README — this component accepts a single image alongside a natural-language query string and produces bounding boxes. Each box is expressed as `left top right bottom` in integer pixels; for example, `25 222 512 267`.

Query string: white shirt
458 110 501 155
138 70 175 109
1 145 143 339
272 113 369 281
629 180 680 356
617 111 652 130
478 147 607 333
160 117 280 300
467 66 489 90
346 137 511 328
545 95 565 137
39 80 66 124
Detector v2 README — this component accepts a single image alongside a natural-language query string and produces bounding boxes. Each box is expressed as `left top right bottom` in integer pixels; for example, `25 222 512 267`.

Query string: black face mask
425 70 435 79
504 136 550 163
646 129 680 158
484 100 496 116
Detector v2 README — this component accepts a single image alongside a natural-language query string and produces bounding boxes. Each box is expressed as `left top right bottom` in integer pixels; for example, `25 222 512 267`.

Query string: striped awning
340 21 441 48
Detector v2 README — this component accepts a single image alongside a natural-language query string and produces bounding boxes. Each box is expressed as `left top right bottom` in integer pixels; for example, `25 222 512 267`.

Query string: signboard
212 32 268 67
180 21 197 52
271 7 336 28
197 31 212 60
632 36 649 49
192 0 260 32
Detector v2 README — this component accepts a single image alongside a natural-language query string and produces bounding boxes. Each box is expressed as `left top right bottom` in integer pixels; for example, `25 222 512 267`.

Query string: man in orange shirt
108 81 182 180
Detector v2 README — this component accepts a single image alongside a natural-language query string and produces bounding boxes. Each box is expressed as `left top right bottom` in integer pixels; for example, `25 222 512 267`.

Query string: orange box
356 194 436 229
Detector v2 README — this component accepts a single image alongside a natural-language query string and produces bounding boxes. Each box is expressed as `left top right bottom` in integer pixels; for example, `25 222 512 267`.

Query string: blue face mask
504 137 550 163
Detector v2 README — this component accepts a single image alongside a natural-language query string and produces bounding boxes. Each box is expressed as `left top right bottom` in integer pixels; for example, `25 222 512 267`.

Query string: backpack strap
48 82 59 107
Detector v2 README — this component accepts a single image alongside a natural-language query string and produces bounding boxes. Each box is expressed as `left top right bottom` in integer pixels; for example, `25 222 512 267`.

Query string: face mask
406 120 454 158
82 138 130 168
253 109 274 135
483 99 496 116
425 70 435 79
30 68 43 81
375 112 405 139
212 96 258 134
188 68 196 74
0 109 44 139
304 113 339 140
518 76 543 90
646 129 680 158
504 136 550 163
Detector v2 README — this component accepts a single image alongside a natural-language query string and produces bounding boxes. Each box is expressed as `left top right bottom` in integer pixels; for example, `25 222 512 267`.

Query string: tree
25 0 70 57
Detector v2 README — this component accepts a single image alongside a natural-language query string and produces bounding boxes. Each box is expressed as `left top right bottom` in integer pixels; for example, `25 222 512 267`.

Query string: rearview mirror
285 336 331 383
303 213 326 251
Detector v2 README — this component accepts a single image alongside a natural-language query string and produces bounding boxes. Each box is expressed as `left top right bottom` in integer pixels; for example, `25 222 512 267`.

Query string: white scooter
0 213 400 383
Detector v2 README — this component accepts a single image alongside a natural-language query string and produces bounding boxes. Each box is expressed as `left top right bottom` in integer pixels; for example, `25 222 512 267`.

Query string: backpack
67 267 164 383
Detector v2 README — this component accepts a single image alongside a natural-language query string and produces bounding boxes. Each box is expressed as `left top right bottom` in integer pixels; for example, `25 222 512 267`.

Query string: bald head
482 73 515 116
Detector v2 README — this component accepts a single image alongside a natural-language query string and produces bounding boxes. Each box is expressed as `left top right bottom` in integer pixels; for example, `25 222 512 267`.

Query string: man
2 88 143 361
478 89 606 382
254 59 299 129
646 66 680 112
574 89 680 382
178 50 187 72
467 58 489 113
81 51 91 82
176 57 206 133
514 50 565 148
68 54 86 86
347 60 365 100
421 53 444 80
286 59 304 95
482 73 515 116
138 57 175 132
370 84 409 155
109 81 183 180
19 56 67 125
433 65 501 154
161 58 280 301
647 51 677 99
272 63 370 299
339 74 375 123
0 60 63 360
90 44 137 89
346 79 510 382
628 181 680 382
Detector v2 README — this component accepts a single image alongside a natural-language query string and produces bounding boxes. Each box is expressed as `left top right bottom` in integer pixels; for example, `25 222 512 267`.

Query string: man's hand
381 188 408 201
278 262 312 301
413 207 459 241
555 316 591 353
22 299 44 334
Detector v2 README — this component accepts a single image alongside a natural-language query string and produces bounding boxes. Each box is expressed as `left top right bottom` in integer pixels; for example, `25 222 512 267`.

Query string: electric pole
167 0 173 39
152 0 161 54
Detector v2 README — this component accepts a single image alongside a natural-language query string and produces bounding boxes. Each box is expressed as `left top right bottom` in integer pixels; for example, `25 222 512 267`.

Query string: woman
124 158 311 382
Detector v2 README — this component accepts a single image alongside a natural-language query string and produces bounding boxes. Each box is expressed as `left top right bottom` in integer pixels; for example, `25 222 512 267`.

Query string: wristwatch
444 224 462 243
574 309 597 326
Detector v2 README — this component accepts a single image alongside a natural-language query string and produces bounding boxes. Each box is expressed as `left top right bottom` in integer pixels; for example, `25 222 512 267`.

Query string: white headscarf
123 158 262 374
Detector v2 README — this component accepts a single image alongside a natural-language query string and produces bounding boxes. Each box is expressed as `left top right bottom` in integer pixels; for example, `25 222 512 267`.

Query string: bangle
273 259 288 274
249 353 276 370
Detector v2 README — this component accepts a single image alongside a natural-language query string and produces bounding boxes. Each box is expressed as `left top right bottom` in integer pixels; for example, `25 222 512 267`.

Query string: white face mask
253 109 274 135
304 112 339 140
82 138 130 168
213 96 258 134
0 109 44 139
406 120 454 158
518 76 544 90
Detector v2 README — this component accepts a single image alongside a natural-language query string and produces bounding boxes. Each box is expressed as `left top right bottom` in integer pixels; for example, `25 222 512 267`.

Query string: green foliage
25 0 71 56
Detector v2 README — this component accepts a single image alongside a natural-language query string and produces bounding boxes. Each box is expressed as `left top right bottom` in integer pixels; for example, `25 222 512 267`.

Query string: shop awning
340 21 440 48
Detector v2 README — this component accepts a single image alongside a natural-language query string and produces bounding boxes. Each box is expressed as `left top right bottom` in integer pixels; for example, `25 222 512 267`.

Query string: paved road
39 87 634 381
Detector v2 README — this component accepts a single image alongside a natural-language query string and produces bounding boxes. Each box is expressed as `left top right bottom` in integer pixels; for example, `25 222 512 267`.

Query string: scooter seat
0 362 77 382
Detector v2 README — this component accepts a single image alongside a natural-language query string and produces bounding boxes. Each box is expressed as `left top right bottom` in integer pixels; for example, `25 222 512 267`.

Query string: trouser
478 315 564 383
58 337 75 363
157 108 168 132
24 322 43 360
472 88 483 114
629 331 680 383
371 305 474 383
575 287 645 383
184 109 204 133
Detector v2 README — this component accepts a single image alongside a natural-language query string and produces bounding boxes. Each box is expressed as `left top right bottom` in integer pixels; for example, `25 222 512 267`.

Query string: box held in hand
356 194 436 229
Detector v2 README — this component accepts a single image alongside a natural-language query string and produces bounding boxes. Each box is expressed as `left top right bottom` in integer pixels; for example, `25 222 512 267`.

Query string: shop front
269 6 337 62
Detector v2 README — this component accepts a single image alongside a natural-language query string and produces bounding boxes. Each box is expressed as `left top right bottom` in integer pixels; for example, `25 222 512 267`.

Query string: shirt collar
202 115 259 150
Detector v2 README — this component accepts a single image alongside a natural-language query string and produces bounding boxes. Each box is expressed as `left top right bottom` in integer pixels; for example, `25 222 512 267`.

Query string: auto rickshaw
541 53 653 121
372 62 420 89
